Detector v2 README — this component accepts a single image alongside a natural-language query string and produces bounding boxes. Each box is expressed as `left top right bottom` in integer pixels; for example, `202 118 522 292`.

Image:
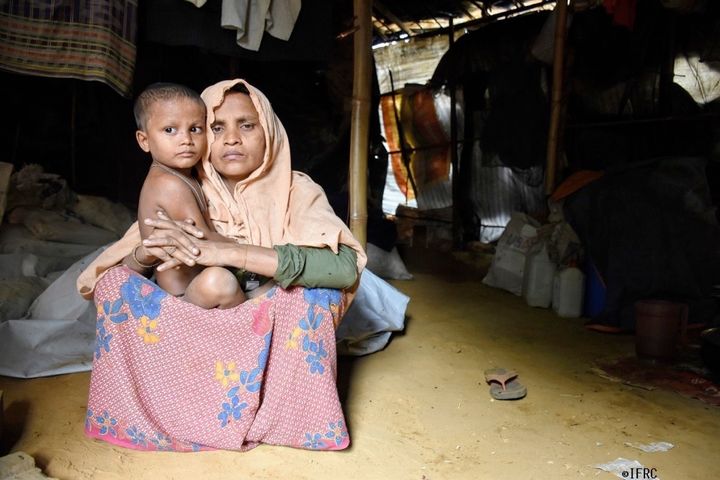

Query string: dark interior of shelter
1 1 720 478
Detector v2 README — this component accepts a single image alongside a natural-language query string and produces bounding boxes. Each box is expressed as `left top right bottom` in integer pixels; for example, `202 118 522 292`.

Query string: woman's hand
143 210 245 271
142 210 205 271
184 238 246 269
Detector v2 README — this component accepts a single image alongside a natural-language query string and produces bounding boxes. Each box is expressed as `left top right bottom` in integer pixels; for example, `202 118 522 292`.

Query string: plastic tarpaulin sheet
0 249 103 378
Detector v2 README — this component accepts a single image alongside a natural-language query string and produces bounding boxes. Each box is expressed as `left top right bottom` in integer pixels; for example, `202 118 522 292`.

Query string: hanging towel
221 0 301 51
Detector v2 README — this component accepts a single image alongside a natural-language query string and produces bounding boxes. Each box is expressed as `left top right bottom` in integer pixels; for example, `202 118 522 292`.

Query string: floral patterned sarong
85 266 349 452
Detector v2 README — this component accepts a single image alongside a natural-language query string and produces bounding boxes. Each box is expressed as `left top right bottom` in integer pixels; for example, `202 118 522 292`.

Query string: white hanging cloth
185 0 302 52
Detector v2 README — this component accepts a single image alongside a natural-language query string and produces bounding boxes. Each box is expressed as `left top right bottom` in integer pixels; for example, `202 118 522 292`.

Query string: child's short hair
134 83 205 130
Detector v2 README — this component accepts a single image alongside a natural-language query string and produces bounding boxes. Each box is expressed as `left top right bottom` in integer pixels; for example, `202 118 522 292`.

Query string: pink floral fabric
85 266 349 452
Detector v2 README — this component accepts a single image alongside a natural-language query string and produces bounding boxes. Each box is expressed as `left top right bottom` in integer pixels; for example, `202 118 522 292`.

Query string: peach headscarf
77 79 366 299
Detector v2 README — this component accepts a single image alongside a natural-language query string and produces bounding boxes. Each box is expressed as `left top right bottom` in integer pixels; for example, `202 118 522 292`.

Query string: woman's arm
140 217 280 277
141 217 359 289
274 244 358 289
122 217 203 276
189 241 280 278
122 244 159 275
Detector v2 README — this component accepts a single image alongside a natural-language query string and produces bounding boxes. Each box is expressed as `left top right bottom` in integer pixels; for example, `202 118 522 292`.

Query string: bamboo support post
449 17 461 248
544 0 568 195
71 81 77 189
348 0 372 247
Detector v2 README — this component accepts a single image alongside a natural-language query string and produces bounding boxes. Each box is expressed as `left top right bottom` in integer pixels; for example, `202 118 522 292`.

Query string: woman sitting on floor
77 79 366 452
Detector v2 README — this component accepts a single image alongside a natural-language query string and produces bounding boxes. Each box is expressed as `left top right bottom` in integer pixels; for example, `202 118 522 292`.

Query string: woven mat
593 353 720 406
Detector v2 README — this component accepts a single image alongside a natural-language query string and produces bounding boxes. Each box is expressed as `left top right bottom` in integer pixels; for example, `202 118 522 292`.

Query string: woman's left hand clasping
143 210 204 271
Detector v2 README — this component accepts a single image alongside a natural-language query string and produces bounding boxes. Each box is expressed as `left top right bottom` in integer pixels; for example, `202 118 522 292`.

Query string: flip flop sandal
484 368 527 400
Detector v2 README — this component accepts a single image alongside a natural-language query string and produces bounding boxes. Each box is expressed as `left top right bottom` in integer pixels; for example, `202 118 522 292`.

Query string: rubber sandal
484 368 527 400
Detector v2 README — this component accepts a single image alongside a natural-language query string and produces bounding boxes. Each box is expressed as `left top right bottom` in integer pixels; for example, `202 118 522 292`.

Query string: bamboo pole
348 0 372 247
71 81 77 188
544 0 568 195
449 17 461 248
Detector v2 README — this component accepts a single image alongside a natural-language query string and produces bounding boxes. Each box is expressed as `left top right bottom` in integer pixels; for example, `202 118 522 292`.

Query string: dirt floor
1 246 719 480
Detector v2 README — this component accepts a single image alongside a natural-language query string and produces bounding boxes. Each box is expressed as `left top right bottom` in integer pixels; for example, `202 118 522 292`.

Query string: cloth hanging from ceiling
147 0 328 61
185 0 301 52
0 1 138 97
603 0 638 30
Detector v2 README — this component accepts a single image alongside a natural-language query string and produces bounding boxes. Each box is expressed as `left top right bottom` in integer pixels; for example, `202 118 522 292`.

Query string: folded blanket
85 266 349 451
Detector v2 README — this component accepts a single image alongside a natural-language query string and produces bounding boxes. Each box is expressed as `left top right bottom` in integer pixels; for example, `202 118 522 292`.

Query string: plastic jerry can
552 267 585 318
522 244 556 308
583 258 606 318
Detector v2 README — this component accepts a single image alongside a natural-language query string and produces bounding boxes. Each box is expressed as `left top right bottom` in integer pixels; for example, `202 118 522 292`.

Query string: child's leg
156 265 203 297
184 267 246 309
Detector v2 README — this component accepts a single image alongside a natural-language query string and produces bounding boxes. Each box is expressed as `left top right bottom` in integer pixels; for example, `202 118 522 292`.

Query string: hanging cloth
0 1 139 97
186 0 301 51
603 0 638 30
222 0 301 51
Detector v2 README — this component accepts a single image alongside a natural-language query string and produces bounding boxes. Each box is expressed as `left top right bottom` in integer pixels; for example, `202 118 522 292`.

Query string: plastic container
552 267 585 318
583 259 606 318
522 244 556 308
634 300 687 359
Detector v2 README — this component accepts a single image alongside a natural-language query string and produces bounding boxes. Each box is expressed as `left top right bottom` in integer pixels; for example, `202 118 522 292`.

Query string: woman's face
209 92 266 189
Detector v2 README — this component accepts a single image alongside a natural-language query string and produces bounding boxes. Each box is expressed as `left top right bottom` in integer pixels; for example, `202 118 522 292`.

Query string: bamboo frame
374 1 413 36
449 17 461 248
348 0 372 247
544 0 568 195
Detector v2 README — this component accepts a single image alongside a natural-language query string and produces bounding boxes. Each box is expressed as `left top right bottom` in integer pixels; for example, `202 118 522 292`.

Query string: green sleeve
273 244 359 289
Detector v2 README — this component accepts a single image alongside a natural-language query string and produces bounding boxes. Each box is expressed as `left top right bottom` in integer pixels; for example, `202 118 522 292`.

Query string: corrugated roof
371 0 556 43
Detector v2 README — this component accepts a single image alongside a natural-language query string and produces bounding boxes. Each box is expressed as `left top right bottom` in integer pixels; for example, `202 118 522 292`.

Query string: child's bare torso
137 163 208 296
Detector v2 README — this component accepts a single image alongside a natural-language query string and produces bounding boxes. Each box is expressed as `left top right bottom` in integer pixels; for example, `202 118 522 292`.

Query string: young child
131 82 245 309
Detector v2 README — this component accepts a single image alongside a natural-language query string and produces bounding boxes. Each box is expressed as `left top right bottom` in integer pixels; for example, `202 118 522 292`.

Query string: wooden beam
349 0 372 247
